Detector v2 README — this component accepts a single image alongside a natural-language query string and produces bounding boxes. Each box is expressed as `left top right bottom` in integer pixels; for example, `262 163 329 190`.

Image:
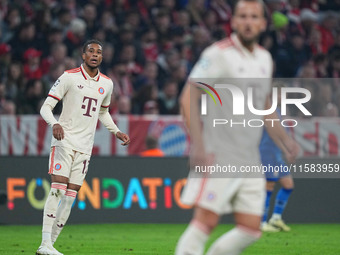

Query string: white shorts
48 146 91 186
181 173 265 216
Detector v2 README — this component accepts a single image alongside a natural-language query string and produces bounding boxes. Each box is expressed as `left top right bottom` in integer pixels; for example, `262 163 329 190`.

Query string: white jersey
48 65 113 155
189 33 273 167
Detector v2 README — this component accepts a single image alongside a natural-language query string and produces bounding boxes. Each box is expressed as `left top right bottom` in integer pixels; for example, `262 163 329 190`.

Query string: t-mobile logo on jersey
82 96 98 117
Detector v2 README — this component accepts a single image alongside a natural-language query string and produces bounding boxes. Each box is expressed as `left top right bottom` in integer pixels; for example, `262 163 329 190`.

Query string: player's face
82 43 103 69
232 1 266 46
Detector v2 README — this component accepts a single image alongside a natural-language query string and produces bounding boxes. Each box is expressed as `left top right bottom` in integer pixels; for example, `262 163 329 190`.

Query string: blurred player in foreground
260 85 294 232
175 1 299 254
36 39 130 255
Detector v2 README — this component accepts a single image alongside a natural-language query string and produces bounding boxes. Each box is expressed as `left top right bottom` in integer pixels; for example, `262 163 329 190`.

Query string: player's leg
261 180 280 232
37 147 73 255
175 206 219 255
206 212 261 255
51 151 90 244
269 175 294 231
205 178 264 255
51 183 80 244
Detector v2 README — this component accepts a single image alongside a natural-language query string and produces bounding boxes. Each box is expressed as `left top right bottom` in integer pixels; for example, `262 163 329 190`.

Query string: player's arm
99 83 130 146
180 80 203 146
40 73 69 141
98 107 130 146
180 46 220 167
264 96 299 163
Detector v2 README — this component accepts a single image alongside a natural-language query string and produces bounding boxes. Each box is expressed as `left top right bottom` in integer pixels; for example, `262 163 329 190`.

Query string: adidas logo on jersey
77 85 84 89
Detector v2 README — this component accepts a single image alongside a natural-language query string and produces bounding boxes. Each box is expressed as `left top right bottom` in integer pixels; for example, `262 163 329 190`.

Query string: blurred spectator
154 8 171 39
191 26 211 63
170 63 187 93
52 8 72 36
109 62 134 98
0 78 16 114
16 79 44 114
136 0 157 26
41 43 67 74
117 95 132 115
315 82 339 117
140 135 164 157
141 27 159 62
328 32 340 57
2 7 22 42
132 84 158 114
313 54 328 78
143 100 159 114
9 22 38 61
134 61 159 90
158 79 179 115
187 0 206 26
5 61 25 100
300 8 318 38
118 44 143 76
317 12 337 54
100 43 115 74
298 61 316 78
64 18 87 56
264 11 289 58
82 3 98 38
23 48 43 80
157 48 181 85
0 43 11 74
275 32 311 77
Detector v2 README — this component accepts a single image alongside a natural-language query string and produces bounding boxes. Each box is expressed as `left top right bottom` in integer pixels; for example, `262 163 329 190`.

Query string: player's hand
52 124 64 141
116 131 130 146
284 138 300 163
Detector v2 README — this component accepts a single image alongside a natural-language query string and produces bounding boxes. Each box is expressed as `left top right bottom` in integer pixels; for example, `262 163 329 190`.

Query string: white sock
51 189 77 244
271 213 282 220
41 183 67 244
175 219 210 255
206 226 261 255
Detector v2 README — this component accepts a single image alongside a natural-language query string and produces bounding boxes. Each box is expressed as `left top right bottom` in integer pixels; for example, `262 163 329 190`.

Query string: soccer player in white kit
175 1 299 255
36 40 130 255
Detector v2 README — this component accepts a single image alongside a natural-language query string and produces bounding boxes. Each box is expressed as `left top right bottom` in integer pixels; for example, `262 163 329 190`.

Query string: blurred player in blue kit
260 84 294 232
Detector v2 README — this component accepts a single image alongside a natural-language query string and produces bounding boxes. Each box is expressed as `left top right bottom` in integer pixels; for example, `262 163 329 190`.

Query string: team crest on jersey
55 163 62 171
98 87 105 94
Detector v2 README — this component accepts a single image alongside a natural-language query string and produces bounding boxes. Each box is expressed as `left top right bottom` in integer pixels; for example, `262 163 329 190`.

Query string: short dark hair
82 39 103 53
233 0 266 17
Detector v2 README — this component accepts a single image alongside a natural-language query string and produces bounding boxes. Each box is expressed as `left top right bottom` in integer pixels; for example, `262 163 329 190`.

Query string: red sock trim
51 183 67 191
65 189 77 198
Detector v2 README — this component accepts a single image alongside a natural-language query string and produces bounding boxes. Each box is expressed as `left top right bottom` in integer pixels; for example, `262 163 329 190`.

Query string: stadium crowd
0 0 340 116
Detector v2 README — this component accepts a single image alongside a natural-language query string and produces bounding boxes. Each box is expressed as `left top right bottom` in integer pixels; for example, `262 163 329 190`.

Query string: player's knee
266 181 275 191
67 183 81 192
280 177 294 190
193 207 220 231
51 175 69 184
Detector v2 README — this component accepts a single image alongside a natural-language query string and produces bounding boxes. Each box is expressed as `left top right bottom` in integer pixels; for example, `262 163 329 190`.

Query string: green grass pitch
0 224 339 254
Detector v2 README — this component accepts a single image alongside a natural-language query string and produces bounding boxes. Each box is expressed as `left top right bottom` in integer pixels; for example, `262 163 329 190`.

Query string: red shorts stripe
195 173 208 204
101 105 109 108
49 147 56 174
